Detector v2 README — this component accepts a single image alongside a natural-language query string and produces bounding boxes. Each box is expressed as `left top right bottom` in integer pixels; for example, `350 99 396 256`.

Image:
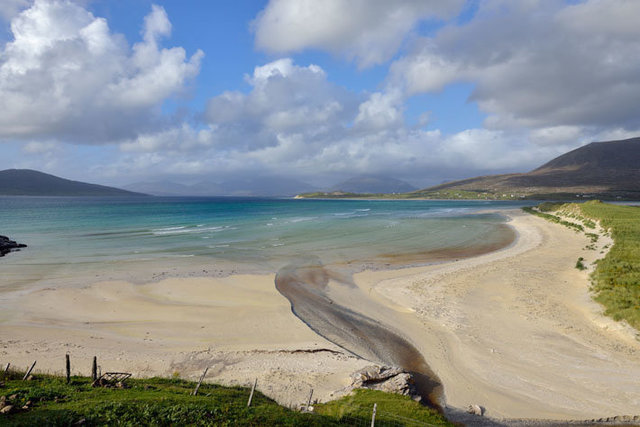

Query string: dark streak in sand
274 223 516 408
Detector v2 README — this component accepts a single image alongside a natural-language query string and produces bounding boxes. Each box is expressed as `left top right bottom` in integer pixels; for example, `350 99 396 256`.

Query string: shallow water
1 196 528 277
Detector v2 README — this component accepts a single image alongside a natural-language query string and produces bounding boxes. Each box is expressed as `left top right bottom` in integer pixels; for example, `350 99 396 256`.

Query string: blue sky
0 0 638 189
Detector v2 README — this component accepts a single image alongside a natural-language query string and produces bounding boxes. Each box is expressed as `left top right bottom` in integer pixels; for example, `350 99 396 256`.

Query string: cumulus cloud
0 0 202 143
204 58 360 151
253 0 465 67
107 57 577 186
389 0 640 134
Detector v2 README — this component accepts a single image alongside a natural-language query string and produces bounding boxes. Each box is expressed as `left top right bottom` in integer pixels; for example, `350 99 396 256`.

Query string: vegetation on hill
299 137 640 200
525 200 640 330
0 370 451 426
0 169 143 196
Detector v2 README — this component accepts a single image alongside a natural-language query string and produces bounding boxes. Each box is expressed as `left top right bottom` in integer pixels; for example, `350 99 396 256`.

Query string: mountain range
0 169 143 196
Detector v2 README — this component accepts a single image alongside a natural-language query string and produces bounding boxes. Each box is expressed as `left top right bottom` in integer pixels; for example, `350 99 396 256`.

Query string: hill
125 176 315 197
0 169 144 196
330 175 416 194
417 137 640 199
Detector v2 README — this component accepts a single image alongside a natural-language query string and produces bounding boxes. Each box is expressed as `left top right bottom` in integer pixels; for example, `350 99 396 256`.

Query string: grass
0 370 452 426
576 257 587 271
526 200 640 330
521 206 584 232
314 389 452 426
576 200 640 330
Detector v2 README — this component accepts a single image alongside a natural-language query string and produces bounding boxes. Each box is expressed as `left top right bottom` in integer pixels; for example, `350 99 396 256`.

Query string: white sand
1 209 639 420
354 210 640 419
0 274 368 406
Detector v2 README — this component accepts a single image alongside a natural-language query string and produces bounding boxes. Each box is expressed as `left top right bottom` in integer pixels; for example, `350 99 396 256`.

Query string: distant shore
2 209 640 420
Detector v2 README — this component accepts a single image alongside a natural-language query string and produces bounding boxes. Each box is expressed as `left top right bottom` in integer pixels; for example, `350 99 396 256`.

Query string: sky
0 0 639 189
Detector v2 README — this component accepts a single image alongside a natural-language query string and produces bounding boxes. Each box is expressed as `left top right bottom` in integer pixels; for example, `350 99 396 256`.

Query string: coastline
353 209 640 420
2 209 640 420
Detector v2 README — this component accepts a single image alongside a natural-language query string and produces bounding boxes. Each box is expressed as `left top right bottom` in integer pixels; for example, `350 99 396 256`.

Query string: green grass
526 200 640 330
576 200 640 330
576 257 587 271
521 206 584 232
0 371 452 426
314 389 451 426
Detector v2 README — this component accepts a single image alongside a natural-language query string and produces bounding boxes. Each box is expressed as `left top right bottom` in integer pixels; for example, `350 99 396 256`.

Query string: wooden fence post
65 354 71 384
371 403 377 427
91 356 97 381
306 388 314 411
247 378 257 407
23 361 36 381
191 367 209 396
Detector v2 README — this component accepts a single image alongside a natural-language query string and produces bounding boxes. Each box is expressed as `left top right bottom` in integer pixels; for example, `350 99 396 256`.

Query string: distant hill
125 176 316 197
419 137 640 199
330 175 416 194
0 169 145 196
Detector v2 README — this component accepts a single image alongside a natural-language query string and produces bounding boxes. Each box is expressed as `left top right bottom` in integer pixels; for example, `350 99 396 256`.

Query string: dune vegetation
0 369 451 426
527 200 640 330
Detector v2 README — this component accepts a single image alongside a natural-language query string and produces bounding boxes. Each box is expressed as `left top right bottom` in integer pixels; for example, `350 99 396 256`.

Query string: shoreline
353 209 640 420
1 209 640 420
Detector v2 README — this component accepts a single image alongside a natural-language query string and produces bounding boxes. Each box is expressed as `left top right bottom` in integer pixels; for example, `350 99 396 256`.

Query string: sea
0 197 532 291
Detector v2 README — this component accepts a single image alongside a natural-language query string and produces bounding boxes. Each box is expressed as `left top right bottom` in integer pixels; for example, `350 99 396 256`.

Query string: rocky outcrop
0 235 27 257
349 365 419 399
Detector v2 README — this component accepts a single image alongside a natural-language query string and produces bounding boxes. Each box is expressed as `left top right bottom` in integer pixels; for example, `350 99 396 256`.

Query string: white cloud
253 0 465 67
110 58 579 186
205 58 360 150
0 0 203 143
389 0 640 133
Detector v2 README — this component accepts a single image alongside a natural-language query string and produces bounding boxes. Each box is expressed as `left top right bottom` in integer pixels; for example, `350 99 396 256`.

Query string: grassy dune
0 370 451 426
526 200 640 330
577 201 640 330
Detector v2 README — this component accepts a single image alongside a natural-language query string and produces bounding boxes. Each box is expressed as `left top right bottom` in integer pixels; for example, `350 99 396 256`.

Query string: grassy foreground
527 200 640 330
0 370 451 426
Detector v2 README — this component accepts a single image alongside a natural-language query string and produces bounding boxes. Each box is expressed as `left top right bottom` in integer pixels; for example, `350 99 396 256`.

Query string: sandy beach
2 209 640 421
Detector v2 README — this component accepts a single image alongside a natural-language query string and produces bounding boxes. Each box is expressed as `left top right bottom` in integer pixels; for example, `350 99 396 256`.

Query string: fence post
91 356 97 381
192 367 208 396
23 361 36 380
306 388 314 411
65 354 71 384
371 402 377 427
247 378 257 407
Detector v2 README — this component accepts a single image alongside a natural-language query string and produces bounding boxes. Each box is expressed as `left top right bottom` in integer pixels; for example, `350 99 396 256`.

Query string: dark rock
0 235 27 257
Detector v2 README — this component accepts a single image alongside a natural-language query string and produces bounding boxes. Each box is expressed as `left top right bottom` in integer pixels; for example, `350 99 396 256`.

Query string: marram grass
0 370 451 426
528 200 640 331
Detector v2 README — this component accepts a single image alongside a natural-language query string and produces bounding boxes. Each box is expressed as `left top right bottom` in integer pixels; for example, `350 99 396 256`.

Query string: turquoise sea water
0 197 531 287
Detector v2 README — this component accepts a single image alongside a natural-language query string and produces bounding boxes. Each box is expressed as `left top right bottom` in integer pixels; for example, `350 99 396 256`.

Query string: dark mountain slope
0 169 145 196
421 137 640 198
